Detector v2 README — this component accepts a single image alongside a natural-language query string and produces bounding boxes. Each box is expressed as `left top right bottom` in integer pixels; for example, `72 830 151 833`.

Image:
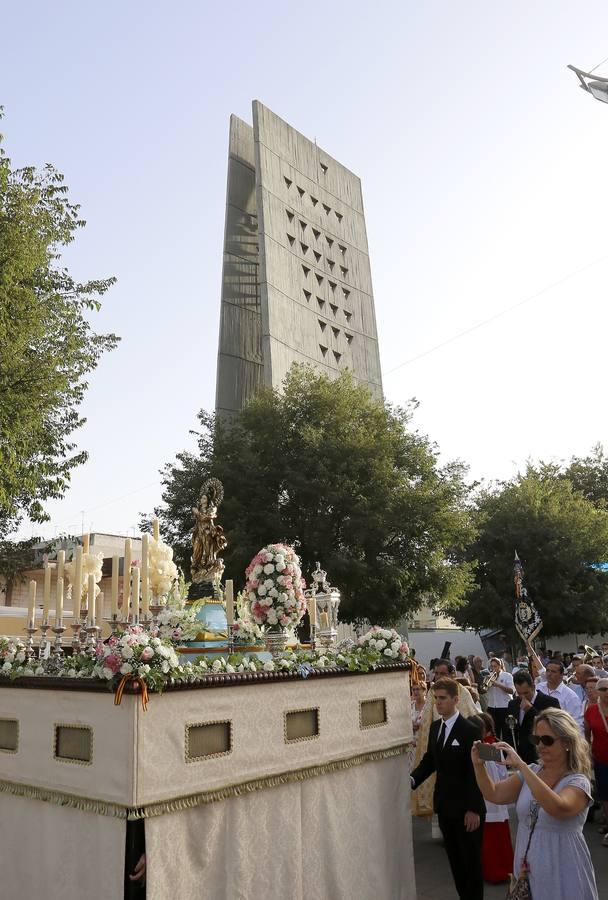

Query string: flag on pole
513 551 543 643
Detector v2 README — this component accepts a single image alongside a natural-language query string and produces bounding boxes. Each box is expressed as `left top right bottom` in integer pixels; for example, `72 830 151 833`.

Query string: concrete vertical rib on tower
215 102 383 419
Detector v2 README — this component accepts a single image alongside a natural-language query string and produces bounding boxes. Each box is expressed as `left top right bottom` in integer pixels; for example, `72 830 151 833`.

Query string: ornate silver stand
309 622 317 651
264 630 289 657
85 624 100 658
24 622 37 661
51 622 66 659
38 620 51 659
149 600 164 630
305 562 341 649
109 612 122 638
71 610 83 652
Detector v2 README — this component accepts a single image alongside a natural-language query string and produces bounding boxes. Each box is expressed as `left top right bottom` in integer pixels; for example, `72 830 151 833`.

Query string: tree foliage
0 109 119 536
150 366 475 624
446 466 608 637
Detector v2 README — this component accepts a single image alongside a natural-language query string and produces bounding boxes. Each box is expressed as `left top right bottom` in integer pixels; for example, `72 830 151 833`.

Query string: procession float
0 481 417 900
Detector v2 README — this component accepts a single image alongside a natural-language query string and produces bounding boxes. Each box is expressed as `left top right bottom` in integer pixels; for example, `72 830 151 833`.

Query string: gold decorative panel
284 708 319 743
186 721 232 762
54 725 93 764
0 718 19 753
360 698 387 729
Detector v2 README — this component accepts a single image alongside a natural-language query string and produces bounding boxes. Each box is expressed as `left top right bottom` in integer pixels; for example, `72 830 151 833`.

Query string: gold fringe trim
0 743 411 821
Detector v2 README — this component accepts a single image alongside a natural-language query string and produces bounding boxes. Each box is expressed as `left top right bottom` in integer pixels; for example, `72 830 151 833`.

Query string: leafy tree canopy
563 443 608 508
445 465 608 637
149 366 475 625
0 109 118 536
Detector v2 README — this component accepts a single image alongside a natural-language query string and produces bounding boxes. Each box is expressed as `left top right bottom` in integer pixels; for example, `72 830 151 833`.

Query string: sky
3 1 608 541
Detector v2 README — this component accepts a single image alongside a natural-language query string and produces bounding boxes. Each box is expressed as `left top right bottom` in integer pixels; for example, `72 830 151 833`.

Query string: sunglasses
598 687 608 693
529 734 557 747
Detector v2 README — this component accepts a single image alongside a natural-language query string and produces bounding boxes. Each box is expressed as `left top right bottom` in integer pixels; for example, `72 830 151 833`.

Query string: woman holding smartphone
486 656 515 741
472 708 598 899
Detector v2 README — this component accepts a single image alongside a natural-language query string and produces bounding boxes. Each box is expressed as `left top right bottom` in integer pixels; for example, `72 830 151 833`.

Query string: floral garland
231 618 263 644
154 605 201 644
0 627 411 690
245 543 306 630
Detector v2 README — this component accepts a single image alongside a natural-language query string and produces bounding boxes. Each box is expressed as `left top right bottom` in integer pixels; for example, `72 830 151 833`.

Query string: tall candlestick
56 550 65 624
83 533 90 554
131 566 140 622
27 580 36 625
87 574 96 626
96 590 104 625
225 580 234 625
43 563 51 620
73 546 83 617
152 518 159 541
308 596 317 627
111 555 119 617
141 534 150 615
123 538 132 613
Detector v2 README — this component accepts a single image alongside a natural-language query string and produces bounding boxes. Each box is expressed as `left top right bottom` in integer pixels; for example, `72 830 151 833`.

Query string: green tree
446 466 608 637
564 443 608 508
0 110 118 535
151 366 475 624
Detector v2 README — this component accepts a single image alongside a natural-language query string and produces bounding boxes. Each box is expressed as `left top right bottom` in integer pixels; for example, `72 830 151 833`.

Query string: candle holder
149 599 164 629
51 622 66 659
71 611 83 652
85 624 100 659
24 621 37 661
309 622 317 652
109 612 122 638
38 620 51 659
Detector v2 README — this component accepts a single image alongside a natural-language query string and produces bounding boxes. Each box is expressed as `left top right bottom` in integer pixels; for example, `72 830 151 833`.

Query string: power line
589 53 608 73
383 253 608 377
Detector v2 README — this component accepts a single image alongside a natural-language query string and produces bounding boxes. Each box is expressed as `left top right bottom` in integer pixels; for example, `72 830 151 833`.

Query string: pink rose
105 654 122 674
141 646 154 661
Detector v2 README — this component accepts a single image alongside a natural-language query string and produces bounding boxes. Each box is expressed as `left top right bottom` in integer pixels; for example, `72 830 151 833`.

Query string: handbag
506 801 539 900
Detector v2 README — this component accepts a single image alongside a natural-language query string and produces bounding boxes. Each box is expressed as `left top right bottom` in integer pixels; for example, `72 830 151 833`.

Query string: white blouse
486 671 514 709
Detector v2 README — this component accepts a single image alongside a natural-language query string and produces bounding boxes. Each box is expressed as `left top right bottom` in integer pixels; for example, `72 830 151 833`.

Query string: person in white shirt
536 660 584 733
485 657 515 741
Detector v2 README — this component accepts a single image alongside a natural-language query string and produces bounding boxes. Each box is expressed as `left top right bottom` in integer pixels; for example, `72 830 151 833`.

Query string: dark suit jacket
410 714 485 817
506 691 561 763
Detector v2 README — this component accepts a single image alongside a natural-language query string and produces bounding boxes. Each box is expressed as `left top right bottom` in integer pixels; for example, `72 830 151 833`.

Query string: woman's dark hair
478 712 495 736
455 656 468 674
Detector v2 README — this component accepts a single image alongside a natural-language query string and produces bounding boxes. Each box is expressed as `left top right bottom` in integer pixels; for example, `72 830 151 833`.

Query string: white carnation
263 564 274 575
120 663 133 675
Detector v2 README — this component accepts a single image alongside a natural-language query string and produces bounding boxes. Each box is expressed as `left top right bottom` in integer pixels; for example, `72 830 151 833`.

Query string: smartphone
477 743 503 763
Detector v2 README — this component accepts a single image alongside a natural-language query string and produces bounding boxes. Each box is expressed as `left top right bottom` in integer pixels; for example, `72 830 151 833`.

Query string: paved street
412 812 608 899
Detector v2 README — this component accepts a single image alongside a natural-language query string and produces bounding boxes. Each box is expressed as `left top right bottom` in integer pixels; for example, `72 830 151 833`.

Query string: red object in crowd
481 734 514 884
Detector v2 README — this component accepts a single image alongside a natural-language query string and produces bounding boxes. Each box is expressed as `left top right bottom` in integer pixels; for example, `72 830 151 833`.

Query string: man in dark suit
411 677 485 900
506 669 560 763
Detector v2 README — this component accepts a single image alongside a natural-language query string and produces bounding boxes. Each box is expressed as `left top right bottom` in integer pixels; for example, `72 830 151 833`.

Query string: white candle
73 546 83 616
123 538 132 612
87 574 95 626
83 533 90 554
141 534 150 615
152 518 159 541
96 590 104 625
111 555 119 617
320 611 329 629
43 563 51 621
56 550 65 624
27 580 36 625
308 596 317 627
131 566 140 621
225 580 234 625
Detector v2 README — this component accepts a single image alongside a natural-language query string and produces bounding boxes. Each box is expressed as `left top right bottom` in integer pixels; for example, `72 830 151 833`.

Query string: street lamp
568 64 608 104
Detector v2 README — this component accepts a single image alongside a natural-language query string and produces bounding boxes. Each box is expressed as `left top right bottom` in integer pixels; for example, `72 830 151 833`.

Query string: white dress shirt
487 671 514 709
536 680 583 731
436 710 460 747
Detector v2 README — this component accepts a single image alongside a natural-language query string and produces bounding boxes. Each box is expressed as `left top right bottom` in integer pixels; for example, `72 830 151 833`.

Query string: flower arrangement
245 543 306 631
358 627 409 661
147 537 179 599
232 618 263 645
93 625 181 691
155 605 201 643
65 551 104 604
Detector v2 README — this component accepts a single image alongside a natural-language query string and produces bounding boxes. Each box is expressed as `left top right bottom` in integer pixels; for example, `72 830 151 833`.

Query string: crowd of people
409 643 608 900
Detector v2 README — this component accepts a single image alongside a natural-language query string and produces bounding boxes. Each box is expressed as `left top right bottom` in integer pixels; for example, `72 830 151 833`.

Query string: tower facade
215 101 383 418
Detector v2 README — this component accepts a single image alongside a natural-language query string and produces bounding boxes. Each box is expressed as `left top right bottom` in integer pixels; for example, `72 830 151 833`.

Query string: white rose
121 646 134 660
2 661 12 673
102 667 114 680
263 661 275 672
151 638 162 647
269 588 279 597
391 640 401 652
275 562 286 572
263 564 274 575
253 564 263 576
257 585 267 596
212 659 222 673
16 651 25 663
35 666 45 676
161 660 170 673
226 664 235 673
376 640 387 650
120 663 133 675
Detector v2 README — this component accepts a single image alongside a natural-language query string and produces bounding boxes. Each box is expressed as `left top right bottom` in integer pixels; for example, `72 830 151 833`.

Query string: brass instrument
480 670 498 693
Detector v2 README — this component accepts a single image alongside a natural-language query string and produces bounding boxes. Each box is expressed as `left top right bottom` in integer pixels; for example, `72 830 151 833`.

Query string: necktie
437 721 446 750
